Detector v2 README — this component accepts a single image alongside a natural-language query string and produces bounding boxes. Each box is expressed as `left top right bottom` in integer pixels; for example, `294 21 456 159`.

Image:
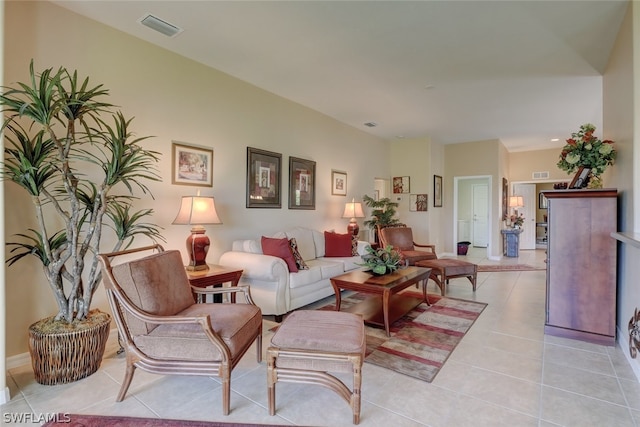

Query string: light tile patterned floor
3 248 639 426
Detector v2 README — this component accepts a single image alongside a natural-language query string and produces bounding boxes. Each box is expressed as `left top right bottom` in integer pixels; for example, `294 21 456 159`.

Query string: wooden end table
186 264 243 303
330 266 431 336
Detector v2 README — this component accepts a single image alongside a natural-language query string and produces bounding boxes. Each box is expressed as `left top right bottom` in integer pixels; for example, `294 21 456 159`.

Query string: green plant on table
359 244 404 275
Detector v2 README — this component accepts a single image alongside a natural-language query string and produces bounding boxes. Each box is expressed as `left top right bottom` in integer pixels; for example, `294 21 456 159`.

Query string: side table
501 228 523 257
186 264 243 303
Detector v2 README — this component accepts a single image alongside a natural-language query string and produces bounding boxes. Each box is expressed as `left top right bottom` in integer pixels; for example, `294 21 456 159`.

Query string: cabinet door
547 196 616 337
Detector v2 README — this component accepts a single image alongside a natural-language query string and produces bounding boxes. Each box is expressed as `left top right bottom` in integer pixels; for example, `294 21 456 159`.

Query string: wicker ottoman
415 258 477 296
267 310 365 424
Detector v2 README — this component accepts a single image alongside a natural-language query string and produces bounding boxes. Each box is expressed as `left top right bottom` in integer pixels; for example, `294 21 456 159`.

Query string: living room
2 1 640 425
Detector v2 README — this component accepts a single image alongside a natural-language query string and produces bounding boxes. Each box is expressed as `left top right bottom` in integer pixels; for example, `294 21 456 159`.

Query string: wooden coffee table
330 266 432 336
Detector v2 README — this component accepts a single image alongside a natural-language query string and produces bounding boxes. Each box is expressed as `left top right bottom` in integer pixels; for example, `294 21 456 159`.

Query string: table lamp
509 195 524 218
342 198 365 236
172 193 222 271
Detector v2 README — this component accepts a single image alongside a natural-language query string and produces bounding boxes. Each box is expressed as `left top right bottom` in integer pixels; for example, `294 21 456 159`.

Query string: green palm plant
1 61 164 323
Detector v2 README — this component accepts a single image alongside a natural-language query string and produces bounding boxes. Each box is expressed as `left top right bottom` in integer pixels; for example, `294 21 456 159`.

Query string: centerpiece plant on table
0 61 164 384
359 244 404 275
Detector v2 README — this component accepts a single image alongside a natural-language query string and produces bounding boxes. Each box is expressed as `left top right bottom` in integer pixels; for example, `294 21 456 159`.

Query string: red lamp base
347 220 359 237
185 230 210 271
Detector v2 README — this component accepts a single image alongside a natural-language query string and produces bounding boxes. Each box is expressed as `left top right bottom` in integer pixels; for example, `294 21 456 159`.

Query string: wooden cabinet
542 189 617 346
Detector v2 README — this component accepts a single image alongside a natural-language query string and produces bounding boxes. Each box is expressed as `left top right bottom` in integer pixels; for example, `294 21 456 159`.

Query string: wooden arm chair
378 225 437 265
98 245 262 416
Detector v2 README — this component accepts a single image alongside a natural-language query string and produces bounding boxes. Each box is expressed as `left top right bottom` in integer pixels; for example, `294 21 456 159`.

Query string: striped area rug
319 291 487 382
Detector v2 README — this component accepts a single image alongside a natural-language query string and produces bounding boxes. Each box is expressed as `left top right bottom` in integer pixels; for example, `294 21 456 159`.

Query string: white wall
3 1 390 356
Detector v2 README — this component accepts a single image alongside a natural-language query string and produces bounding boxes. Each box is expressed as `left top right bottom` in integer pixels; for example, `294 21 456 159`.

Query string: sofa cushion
232 239 262 253
261 236 298 272
324 231 354 257
306 258 345 279
289 238 309 270
288 265 323 289
285 227 317 261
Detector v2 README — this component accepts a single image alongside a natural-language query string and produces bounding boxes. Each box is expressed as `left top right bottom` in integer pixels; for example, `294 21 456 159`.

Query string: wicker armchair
98 245 262 415
378 225 437 265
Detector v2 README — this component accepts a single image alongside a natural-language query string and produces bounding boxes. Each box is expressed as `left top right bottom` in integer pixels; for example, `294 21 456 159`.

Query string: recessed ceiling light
364 122 377 128
424 85 435 90
139 14 183 37
551 138 560 142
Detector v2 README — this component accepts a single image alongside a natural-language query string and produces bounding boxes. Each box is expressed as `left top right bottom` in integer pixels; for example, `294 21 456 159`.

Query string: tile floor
3 247 639 426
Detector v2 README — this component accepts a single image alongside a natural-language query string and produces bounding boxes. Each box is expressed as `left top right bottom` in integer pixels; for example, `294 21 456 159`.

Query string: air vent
364 122 377 128
139 14 183 37
532 171 550 180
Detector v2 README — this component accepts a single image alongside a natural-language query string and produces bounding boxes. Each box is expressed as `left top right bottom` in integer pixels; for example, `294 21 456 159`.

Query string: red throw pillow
324 231 353 257
261 236 298 272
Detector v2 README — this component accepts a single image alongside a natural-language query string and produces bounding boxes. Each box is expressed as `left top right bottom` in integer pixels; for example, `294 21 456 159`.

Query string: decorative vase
28 310 111 385
587 173 603 189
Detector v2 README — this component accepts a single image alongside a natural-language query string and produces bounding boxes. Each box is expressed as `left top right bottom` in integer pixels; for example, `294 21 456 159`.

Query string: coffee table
330 266 432 336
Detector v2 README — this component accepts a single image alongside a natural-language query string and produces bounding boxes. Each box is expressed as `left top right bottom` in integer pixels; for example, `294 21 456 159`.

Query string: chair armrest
414 242 436 253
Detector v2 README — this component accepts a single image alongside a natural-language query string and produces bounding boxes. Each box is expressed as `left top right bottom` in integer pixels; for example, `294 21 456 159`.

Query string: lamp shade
508 196 524 208
172 195 222 271
172 196 222 226
341 200 365 219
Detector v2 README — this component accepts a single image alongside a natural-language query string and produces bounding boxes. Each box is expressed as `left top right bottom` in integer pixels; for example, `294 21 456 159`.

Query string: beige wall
4 1 390 356
508 148 574 183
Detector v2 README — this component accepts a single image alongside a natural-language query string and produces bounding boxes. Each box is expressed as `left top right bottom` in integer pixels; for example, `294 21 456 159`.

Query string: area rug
477 264 545 272
42 414 294 427
317 291 487 382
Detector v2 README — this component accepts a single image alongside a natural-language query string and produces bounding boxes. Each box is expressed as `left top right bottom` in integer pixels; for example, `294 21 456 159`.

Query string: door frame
453 175 493 259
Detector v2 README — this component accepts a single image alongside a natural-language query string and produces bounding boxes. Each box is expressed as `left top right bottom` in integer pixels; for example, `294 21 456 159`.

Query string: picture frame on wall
410 194 428 212
171 142 213 187
289 156 316 209
246 147 282 208
331 170 347 196
502 177 508 219
434 175 443 207
392 176 410 194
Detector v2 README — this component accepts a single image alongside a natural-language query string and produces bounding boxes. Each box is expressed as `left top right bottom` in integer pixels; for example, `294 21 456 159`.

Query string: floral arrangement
504 213 525 228
557 123 616 176
359 244 404 275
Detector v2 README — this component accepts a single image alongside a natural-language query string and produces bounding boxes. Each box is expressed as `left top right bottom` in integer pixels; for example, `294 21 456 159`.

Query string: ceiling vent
139 14 183 37
364 122 377 128
532 171 550 180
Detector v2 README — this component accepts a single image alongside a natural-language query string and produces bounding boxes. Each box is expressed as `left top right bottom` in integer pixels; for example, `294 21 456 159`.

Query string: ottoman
267 310 366 424
415 258 477 296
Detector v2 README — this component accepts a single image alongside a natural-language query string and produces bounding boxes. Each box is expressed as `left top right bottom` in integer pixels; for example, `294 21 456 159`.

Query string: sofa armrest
219 251 289 281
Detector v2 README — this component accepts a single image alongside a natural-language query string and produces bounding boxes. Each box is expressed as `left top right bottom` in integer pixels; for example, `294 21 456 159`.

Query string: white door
513 183 536 249
472 183 489 247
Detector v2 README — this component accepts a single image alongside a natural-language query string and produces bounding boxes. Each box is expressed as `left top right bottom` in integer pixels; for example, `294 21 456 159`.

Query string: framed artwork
410 194 428 212
288 156 316 209
246 147 282 208
434 175 443 207
539 192 548 209
331 170 347 196
502 177 508 219
392 176 410 194
171 142 213 187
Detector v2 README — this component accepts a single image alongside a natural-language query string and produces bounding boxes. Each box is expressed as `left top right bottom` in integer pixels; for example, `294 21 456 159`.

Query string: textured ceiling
52 0 629 152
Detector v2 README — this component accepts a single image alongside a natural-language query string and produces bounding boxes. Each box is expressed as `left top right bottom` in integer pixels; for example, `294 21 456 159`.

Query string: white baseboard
617 325 640 383
0 386 10 404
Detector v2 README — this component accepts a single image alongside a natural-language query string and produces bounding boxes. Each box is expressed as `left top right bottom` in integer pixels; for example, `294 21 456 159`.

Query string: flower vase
587 173 603 189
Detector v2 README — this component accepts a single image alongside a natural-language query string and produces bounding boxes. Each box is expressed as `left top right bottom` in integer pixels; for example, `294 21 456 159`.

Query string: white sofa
219 227 367 319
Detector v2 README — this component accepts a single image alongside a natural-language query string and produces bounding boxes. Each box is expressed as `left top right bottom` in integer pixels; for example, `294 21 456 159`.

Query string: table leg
382 289 391 337
331 281 342 311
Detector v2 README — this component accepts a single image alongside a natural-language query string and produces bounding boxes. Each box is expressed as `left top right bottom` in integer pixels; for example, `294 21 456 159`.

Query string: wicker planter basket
28 310 111 385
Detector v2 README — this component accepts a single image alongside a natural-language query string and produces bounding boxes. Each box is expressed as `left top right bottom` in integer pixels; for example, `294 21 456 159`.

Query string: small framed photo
171 142 213 187
410 194 428 212
289 156 316 210
246 147 282 208
434 175 443 207
331 170 347 196
539 192 548 209
392 176 410 194
569 166 591 189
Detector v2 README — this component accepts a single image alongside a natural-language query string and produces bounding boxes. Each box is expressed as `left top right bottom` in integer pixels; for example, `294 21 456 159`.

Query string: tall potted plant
1 61 164 384
362 194 401 244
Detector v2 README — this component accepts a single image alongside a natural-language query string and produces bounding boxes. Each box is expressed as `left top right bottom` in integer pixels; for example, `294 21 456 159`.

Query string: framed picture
331 170 347 196
410 194 428 212
538 192 548 209
171 142 213 187
434 175 443 207
502 177 508 219
569 166 590 189
288 156 316 209
246 147 282 208
392 176 410 194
